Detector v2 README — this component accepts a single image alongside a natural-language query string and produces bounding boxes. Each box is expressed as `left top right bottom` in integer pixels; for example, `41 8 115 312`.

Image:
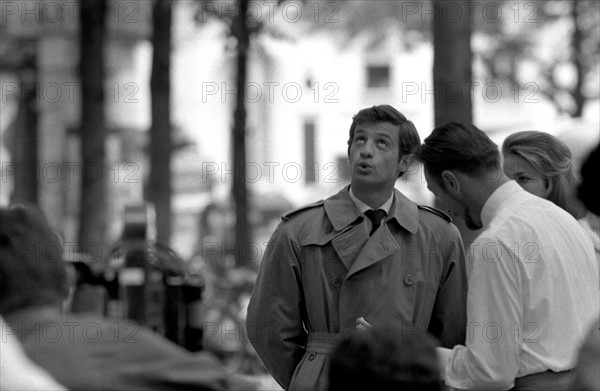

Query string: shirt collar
481 180 523 227
348 186 394 215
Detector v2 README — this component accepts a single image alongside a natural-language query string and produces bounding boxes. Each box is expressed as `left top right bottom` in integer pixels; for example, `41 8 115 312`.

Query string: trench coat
246 186 467 391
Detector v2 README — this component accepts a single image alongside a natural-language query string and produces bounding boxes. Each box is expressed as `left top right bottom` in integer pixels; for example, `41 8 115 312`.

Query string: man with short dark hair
0 204 254 391
419 123 599 390
247 105 467 391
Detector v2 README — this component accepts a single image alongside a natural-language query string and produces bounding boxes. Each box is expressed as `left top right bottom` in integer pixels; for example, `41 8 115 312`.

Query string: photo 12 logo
201 81 339 104
401 82 539 104
399 1 539 24
197 1 339 24
201 161 339 184
1 82 140 104
0 1 141 26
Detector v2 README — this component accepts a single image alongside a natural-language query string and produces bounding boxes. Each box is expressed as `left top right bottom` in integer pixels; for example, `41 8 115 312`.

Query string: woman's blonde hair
502 130 585 219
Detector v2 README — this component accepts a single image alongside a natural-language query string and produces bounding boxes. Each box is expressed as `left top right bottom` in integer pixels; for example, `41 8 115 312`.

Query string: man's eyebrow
375 132 392 140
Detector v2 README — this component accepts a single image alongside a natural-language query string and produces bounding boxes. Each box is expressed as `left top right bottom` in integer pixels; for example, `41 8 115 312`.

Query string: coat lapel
322 187 420 276
324 187 368 270
343 188 420 279
332 223 369 270
345 224 400 279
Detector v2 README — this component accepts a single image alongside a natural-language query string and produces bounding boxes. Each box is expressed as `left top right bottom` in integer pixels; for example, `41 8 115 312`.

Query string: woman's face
503 152 549 199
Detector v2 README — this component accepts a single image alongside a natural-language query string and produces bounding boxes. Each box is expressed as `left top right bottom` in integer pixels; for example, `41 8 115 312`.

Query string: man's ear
397 154 413 176
441 170 460 195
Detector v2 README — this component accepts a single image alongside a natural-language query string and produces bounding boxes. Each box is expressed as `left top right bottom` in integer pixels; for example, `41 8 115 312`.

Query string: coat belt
305 332 344 355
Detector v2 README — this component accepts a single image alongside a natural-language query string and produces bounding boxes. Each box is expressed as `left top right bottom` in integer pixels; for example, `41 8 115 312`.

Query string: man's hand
355 317 372 331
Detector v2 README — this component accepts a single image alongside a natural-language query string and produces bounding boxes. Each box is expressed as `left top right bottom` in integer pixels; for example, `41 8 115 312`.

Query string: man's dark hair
328 326 442 391
0 205 67 315
347 105 421 176
418 122 500 181
578 144 600 215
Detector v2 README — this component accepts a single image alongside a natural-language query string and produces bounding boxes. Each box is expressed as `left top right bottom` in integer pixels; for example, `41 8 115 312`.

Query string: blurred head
418 122 502 229
347 105 420 181
579 144 600 216
0 205 68 316
502 131 584 219
328 326 442 391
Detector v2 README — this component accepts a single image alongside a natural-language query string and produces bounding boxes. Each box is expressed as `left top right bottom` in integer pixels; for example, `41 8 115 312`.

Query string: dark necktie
365 209 386 236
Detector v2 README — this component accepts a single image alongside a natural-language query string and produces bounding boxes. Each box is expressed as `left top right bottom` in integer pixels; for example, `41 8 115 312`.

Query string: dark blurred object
328 325 443 391
71 203 206 351
67 257 107 316
571 143 600 391
578 144 600 216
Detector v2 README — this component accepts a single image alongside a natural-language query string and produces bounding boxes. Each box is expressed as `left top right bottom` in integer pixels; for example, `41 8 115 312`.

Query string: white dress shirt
443 181 600 390
579 215 600 264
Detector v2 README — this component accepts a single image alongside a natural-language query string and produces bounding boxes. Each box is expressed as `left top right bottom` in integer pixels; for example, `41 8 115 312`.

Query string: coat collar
324 185 419 234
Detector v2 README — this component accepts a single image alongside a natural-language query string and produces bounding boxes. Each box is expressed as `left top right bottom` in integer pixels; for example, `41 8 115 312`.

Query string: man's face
502 153 548 199
424 169 482 230
348 121 403 189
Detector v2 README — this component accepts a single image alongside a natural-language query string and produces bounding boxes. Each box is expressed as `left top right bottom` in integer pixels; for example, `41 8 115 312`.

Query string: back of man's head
0 205 67 316
419 122 500 181
328 326 442 391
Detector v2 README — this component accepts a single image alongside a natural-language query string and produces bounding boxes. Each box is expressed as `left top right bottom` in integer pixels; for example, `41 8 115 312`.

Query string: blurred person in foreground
327 325 443 391
0 204 256 391
1 315 66 390
247 105 467 390
418 123 599 390
502 130 600 259
570 144 600 391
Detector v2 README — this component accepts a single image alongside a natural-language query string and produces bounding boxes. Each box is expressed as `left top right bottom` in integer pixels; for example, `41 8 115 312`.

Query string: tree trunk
571 0 585 118
432 0 473 126
10 49 38 205
148 0 173 246
78 0 108 252
233 0 251 267
432 0 477 245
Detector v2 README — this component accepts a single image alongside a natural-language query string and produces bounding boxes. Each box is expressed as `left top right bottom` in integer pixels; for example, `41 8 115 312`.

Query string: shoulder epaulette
417 204 452 223
281 200 324 221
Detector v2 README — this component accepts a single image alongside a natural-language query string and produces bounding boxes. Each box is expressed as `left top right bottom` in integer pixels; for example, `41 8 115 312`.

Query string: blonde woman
502 130 600 259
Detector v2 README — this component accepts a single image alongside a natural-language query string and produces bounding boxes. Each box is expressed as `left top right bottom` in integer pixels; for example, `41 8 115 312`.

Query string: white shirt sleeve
444 237 522 390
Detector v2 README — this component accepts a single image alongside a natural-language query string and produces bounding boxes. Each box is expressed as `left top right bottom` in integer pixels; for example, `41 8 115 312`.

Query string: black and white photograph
1 1 599 390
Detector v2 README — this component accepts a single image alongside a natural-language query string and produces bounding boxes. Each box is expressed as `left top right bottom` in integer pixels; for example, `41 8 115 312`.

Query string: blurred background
1 0 599 386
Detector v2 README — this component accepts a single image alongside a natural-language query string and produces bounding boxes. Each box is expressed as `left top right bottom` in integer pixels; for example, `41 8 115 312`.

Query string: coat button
404 274 415 286
308 353 316 361
332 277 342 287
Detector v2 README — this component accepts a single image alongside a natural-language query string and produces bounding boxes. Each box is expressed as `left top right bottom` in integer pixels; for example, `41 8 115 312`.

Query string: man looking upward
247 105 467 391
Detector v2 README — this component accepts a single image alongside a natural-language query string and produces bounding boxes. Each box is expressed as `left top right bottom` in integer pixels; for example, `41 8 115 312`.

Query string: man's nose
360 140 374 157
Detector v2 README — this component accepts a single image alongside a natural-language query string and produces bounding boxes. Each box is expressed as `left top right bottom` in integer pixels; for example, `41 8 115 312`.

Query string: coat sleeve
246 221 307 389
427 223 468 348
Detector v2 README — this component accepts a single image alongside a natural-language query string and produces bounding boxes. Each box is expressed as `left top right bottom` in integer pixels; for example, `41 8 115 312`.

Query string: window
366 65 391 88
304 120 316 183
